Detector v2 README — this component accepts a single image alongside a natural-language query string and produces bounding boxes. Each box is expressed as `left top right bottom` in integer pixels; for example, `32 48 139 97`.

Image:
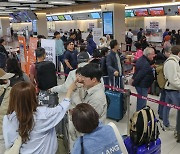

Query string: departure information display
102 11 113 35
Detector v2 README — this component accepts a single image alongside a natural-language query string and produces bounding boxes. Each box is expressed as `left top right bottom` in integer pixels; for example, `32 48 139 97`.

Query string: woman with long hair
6 58 30 86
3 81 74 154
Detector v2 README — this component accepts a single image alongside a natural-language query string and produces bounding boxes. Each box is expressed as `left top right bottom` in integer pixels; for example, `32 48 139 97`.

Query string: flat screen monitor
149 7 165 16
47 16 53 21
64 15 72 20
13 12 22 22
9 13 19 22
58 15 65 21
125 10 135 17
17 12 30 22
52 15 59 21
24 10 38 21
91 12 100 19
102 11 113 35
134 8 149 16
32 20 37 33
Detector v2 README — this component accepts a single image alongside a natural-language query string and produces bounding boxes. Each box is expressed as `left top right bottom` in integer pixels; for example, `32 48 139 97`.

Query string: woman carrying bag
3 81 75 154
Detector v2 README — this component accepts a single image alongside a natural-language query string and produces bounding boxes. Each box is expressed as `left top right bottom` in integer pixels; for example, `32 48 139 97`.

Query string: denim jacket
72 122 122 154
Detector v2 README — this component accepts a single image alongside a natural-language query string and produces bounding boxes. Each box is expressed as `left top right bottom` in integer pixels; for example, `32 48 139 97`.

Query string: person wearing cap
0 68 14 154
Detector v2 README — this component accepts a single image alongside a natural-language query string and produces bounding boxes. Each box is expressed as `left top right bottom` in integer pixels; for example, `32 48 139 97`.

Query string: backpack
35 61 57 90
0 52 7 69
129 106 160 146
0 88 6 106
38 90 59 107
10 75 25 87
156 58 176 89
125 32 129 43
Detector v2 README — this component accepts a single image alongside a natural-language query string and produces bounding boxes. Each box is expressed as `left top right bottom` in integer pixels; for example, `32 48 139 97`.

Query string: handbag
38 90 59 107
4 135 22 154
108 122 128 154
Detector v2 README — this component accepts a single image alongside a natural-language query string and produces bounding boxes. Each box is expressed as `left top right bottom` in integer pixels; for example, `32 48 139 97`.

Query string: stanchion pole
124 89 131 135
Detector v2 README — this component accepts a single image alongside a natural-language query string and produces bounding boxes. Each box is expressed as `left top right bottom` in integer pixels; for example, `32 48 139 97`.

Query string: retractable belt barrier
104 85 180 111
56 72 180 111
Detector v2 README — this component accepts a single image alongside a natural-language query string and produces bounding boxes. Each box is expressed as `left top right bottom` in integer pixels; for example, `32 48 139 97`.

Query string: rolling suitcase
105 76 126 121
124 137 161 154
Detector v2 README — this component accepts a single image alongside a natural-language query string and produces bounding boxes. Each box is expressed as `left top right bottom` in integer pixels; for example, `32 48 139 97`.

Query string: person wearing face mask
0 68 14 154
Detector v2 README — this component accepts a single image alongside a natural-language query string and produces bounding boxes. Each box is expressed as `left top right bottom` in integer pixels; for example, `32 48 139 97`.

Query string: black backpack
129 106 160 146
0 52 7 69
10 75 25 87
36 61 57 90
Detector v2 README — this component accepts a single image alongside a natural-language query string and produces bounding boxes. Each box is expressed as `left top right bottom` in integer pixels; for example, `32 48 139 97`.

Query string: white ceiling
0 0 104 14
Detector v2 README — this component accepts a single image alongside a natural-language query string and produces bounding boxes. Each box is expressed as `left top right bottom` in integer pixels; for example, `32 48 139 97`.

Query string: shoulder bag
4 135 22 154
108 122 128 154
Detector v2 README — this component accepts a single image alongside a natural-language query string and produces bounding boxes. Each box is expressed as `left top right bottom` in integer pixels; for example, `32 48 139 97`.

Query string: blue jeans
163 90 180 128
158 89 166 119
135 87 148 111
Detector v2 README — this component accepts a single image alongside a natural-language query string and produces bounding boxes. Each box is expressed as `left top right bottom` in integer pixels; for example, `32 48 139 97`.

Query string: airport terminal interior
0 0 180 154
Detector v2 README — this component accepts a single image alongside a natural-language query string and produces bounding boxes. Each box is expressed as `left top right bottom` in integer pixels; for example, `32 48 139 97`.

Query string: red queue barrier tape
56 71 180 110
104 85 180 111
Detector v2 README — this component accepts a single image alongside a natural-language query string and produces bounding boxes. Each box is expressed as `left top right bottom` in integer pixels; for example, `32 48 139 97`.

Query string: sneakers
163 125 175 131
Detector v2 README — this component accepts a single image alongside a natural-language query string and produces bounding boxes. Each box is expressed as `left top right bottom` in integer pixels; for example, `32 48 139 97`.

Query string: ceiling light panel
30 4 54 8
0 7 6 9
8 0 39 3
0 11 13 14
48 0 75 5
0 2 21 6
12 7 30 10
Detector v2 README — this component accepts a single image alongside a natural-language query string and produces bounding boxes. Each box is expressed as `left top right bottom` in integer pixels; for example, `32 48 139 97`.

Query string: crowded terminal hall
0 0 180 154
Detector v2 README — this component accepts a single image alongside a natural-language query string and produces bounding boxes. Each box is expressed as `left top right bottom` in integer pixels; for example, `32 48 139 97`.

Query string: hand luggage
36 61 57 90
124 136 161 154
105 76 127 122
38 90 59 107
149 80 161 96
106 90 124 121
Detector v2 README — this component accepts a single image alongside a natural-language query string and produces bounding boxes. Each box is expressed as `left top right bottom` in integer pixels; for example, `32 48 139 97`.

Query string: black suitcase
36 61 57 90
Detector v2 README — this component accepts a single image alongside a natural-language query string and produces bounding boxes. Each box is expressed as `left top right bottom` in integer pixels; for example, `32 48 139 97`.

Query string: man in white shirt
126 29 133 51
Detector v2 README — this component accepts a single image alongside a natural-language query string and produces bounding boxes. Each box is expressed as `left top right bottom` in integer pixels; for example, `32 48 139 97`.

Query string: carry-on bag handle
108 122 128 154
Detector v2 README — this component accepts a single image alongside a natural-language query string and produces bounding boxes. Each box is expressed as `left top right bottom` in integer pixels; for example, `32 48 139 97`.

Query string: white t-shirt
126 31 133 39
